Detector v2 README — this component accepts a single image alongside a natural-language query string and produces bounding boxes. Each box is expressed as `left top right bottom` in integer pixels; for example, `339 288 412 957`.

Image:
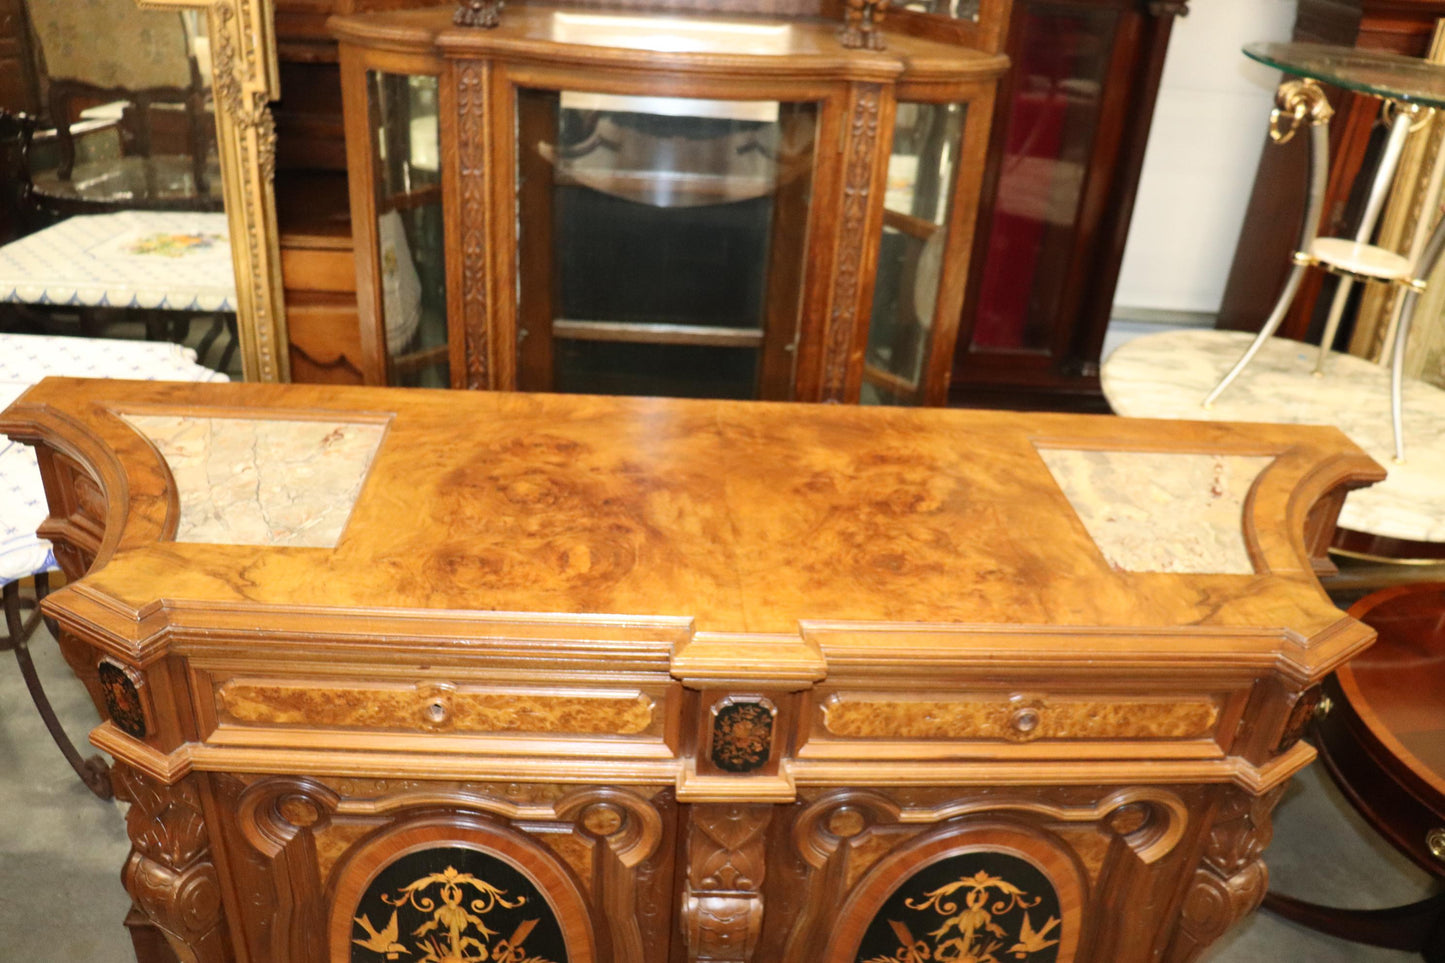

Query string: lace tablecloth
0 333 228 583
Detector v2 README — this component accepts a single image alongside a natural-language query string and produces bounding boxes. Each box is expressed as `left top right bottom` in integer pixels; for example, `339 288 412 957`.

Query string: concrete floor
1 614 1438 961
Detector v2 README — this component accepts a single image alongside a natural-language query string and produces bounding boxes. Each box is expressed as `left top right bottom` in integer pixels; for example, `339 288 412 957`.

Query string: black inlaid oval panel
350 845 568 963
853 851 1062 963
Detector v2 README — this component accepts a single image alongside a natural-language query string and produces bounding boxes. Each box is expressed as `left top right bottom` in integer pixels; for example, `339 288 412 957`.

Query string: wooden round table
1264 583 1445 959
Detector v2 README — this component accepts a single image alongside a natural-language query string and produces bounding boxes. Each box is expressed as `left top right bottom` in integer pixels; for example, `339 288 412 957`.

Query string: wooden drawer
281 244 356 294
799 686 1241 761
200 673 671 743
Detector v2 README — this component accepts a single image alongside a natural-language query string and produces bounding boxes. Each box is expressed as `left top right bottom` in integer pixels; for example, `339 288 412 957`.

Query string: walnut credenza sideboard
0 379 1386 963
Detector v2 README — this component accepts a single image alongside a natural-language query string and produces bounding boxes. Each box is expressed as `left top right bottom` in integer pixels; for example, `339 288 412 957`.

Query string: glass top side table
1206 42 1445 462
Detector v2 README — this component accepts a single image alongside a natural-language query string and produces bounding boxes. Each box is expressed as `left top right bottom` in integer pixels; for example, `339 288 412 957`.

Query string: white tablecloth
0 333 228 583
0 211 237 312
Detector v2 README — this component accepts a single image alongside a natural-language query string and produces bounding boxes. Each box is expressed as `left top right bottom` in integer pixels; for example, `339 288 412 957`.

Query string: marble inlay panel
122 414 387 547
1037 447 1272 574
1103 329 1445 544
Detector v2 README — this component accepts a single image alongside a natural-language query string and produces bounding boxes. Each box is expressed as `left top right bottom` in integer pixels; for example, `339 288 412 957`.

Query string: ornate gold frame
139 0 288 382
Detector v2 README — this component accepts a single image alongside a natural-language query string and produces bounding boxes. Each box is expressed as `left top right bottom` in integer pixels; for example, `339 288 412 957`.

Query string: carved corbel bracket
683 804 773 962
114 765 230 963
1166 784 1287 962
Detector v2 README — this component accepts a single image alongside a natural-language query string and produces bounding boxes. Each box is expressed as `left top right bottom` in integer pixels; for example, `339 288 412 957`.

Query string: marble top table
0 333 228 584
1102 328 1445 550
0 211 236 312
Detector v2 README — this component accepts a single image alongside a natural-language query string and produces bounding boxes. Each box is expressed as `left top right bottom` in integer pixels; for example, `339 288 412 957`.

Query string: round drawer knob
1428 828 1445 863
424 700 449 724
1009 706 1041 737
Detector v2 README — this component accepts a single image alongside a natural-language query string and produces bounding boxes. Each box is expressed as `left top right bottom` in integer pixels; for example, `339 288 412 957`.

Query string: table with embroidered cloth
0 211 239 371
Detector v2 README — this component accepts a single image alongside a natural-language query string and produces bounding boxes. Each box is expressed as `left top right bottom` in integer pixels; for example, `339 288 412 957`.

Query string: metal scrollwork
1270 79 1334 144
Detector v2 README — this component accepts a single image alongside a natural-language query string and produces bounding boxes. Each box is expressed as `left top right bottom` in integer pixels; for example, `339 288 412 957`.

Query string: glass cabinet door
515 89 818 399
367 71 449 387
863 101 966 405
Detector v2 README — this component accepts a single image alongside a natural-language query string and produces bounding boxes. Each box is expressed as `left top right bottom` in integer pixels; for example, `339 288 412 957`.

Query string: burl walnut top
1 379 1383 649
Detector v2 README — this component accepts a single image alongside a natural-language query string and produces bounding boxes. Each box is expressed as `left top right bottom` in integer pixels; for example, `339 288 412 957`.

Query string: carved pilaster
822 84 883 401
1166 784 1286 962
682 804 773 962
115 765 232 963
456 60 492 389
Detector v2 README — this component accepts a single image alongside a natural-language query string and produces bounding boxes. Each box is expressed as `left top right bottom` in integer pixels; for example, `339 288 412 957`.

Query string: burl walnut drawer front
198 673 674 749
801 688 1244 761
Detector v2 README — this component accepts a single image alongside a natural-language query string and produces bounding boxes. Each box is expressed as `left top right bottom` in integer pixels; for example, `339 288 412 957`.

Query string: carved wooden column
115 765 232 963
1165 784 1288 962
682 804 774 962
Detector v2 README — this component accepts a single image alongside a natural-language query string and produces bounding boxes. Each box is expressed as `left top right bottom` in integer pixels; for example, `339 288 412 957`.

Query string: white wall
1112 0 1298 316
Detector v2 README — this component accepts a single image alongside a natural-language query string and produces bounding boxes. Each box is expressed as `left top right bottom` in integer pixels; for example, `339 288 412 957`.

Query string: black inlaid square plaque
710 699 775 773
350 845 569 962
853 851 1061 963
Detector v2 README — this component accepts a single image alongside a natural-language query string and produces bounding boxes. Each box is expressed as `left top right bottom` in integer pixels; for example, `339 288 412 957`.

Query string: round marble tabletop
1102 329 1445 547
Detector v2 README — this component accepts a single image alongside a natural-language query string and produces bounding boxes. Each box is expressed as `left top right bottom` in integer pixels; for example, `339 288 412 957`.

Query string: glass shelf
1244 42 1445 109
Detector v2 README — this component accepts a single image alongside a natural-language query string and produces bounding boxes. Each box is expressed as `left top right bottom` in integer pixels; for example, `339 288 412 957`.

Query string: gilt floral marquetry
0 378 1388 963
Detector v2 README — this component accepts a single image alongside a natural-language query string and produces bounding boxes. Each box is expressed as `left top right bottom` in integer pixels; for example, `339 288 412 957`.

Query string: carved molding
115 765 230 963
683 804 773 962
1167 784 1287 962
457 60 491 389
823 84 882 401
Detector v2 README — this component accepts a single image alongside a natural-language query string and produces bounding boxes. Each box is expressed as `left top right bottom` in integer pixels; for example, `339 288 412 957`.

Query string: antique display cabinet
330 0 1010 402
2 377 1387 963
